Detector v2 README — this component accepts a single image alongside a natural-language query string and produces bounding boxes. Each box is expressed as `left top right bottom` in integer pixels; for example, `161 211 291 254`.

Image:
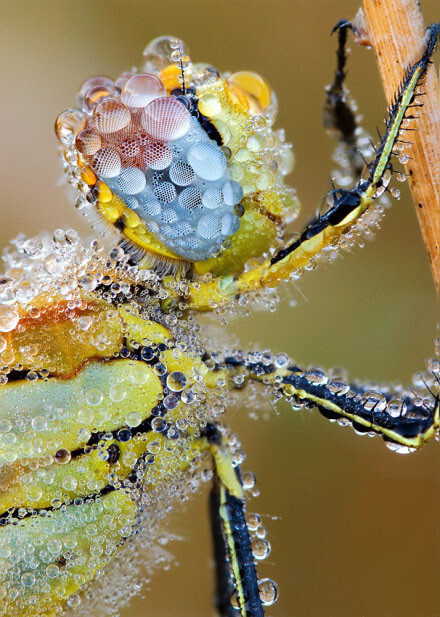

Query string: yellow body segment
0 490 137 617
0 291 223 615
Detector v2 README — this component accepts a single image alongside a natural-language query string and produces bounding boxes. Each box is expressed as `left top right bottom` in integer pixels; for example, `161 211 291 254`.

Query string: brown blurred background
1 1 439 616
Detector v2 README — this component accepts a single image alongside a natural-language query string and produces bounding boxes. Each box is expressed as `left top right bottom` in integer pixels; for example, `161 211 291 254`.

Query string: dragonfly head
56 36 298 276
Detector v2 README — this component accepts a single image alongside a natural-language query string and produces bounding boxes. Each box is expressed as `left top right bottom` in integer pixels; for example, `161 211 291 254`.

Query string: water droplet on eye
222 181 243 206
187 142 227 182
75 128 102 155
143 141 173 170
93 98 131 134
54 448 71 464
197 214 222 240
117 167 147 195
169 161 195 186
142 97 191 141
92 148 121 178
258 578 278 606
167 371 187 392
55 109 85 145
121 73 166 108
0 305 19 332
154 181 177 204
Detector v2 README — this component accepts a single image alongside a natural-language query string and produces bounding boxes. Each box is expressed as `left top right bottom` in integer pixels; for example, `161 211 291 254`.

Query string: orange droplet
227 71 271 112
159 64 182 91
81 166 97 185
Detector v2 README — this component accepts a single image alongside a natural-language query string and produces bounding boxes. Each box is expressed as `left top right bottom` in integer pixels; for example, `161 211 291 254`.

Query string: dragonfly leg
200 423 265 617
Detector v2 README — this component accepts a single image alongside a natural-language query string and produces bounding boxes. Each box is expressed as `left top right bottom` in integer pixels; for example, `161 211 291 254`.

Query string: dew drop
21 573 36 588
31 415 48 432
54 448 71 464
252 538 271 560
85 388 104 406
0 305 19 332
163 394 179 410
258 578 278 606
167 371 187 392
109 383 127 402
126 411 142 427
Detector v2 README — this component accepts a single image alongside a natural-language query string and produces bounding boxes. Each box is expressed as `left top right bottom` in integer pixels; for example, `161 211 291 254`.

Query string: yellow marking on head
96 192 184 262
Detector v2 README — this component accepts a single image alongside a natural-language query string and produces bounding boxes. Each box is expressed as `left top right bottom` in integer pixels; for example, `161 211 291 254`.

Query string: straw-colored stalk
359 0 440 291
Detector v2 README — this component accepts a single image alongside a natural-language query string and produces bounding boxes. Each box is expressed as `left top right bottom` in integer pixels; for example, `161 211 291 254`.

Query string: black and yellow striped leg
210 483 236 617
280 369 440 450
179 23 439 311
323 19 365 179
222 357 440 451
202 424 265 617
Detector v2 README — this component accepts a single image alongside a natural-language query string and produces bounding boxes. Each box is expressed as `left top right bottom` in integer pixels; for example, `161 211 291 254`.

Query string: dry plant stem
362 0 440 291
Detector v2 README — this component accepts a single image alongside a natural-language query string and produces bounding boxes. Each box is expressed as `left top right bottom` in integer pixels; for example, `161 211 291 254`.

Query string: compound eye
58 63 244 264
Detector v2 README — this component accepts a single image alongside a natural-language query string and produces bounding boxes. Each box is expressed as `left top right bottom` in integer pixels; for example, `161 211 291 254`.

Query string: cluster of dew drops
0 36 437 617
0 228 284 613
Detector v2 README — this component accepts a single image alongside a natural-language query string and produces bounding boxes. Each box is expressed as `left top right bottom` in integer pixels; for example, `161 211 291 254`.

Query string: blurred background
1 1 439 616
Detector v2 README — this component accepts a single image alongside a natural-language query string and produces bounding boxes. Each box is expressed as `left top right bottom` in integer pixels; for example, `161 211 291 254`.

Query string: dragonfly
0 19 439 617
